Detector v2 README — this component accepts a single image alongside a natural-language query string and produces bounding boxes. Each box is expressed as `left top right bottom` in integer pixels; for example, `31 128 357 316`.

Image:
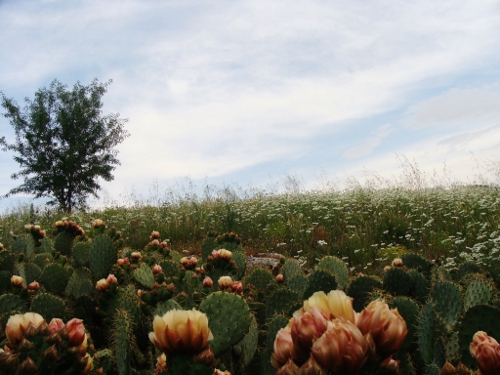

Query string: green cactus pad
0 250 17 272
458 304 500 368
389 297 420 351
401 253 432 276
282 258 302 283
234 314 259 366
317 256 349 290
409 269 430 304
30 292 67 321
265 288 300 321
417 304 436 364
72 242 91 267
37 237 53 254
132 262 155 289
32 252 53 269
39 263 70 296
383 267 413 296
24 262 42 284
464 277 493 312
54 231 75 256
170 250 181 262
243 267 276 291
0 293 29 315
152 299 183 317
287 273 307 295
0 270 11 294
11 234 35 259
266 314 290 349
112 309 133 375
303 269 338 300
454 261 482 281
159 259 180 277
232 250 247 280
429 281 462 327
65 267 94 298
199 291 252 356
89 234 117 280
201 235 217 261
347 275 383 312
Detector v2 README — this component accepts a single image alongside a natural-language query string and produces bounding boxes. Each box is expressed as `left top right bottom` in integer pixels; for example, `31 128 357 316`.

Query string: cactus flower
231 281 243 294
152 264 163 274
18 356 38 373
298 290 356 324
11 275 24 288
49 318 66 333
218 276 233 290
6 312 45 347
66 318 86 346
271 325 295 368
96 278 109 291
180 256 198 269
276 274 284 283
213 370 231 375
391 258 403 267
311 319 368 373
470 331 500 375
276 358 300 375
298 356 327 375
212 249 232 260
203 276 213 288
356 300 408 357
28 281 39 290
149 308 213 355
150 230 160 240
155 353 167 373
291 306 329 355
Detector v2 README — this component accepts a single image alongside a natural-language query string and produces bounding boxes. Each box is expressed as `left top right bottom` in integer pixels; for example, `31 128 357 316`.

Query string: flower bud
291 307 329 359
384 265 391 272
180 256 198 269
96 278 109 291
212 249 232 260
66 318 86 346
152 264 163 274
218 276 233 291
28 281 40 290
470 331 500 375
193 346 216 367
276 358 300 375
298 356 326 375
391 258 403 267
11 275 24 288
80 354 93 375
106 274 118 285
42 344 59 361
356 300 408 357
155 353 167 373
276 274 284 283
49 318 65 333
150 231 160 240
311 319 368 373
131 252 142 260
213 369 231 375
232 281 243 295
203 276 213 288
271 325 295 368
19 355 38 373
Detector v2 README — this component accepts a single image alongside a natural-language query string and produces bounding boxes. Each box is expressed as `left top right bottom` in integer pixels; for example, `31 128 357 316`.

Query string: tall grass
1 161 500 276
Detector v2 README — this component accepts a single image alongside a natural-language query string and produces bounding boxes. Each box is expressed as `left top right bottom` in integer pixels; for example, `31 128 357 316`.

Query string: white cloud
344 124 394 159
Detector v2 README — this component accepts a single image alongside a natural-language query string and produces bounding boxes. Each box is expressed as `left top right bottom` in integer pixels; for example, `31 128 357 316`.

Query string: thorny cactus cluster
0 219 499 374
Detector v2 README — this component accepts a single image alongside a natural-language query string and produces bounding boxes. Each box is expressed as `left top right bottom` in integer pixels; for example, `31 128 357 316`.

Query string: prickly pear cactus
54 231 75 256
347 274 383 312
89 234 117 280
65 267 94 299
72 242 91 267
30 292 67 321
282 258 302 283
429 281 462 327
317 255 349 290
233 314 259 366
199 291 252 356
463 277 493 312
133 262 155 289
383 266 413 296
287 273 307 295
232 251 247 280
243 267 276 292
303 268 337 299
112 309 133 375
265 288 300 321
39 263 70 296
401 253 432 277
11 234 36 259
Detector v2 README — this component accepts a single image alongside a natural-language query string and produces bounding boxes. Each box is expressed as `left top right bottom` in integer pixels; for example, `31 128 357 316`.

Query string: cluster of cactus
1 219 500 375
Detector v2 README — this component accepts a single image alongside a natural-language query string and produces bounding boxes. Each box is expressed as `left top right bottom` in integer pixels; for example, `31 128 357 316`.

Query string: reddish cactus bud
470 331 500 375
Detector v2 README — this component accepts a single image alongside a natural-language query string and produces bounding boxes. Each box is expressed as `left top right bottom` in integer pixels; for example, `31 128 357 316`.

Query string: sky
1 0 500 210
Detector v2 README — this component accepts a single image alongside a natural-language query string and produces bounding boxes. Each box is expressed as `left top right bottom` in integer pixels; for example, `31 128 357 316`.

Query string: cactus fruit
199 291 252 356
30 292 67 321
346 275 383 312
303 269 337 300
317 256 349 290
89 234 117 280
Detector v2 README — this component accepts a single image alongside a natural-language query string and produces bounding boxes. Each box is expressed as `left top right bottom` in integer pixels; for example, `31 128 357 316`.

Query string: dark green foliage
347 275 383 312
383 267 413 296
201 235 217 262
199 291 252 356
30 292 67 321
454 261 482 281
303 269 337 299
0 294 28 324
0 270 11 294
39 263 70 295
0 79 129 212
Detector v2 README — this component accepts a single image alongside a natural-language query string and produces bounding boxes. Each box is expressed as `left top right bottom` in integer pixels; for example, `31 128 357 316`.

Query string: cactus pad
30 292 67 321
303 269 338 300
317 256 349 290
89 234 117 280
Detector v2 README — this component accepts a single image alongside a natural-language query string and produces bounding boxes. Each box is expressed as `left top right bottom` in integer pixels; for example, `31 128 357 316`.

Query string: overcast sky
1 0 500 210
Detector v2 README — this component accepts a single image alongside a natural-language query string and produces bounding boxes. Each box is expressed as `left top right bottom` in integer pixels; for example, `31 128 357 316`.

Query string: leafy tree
0 79 129 212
